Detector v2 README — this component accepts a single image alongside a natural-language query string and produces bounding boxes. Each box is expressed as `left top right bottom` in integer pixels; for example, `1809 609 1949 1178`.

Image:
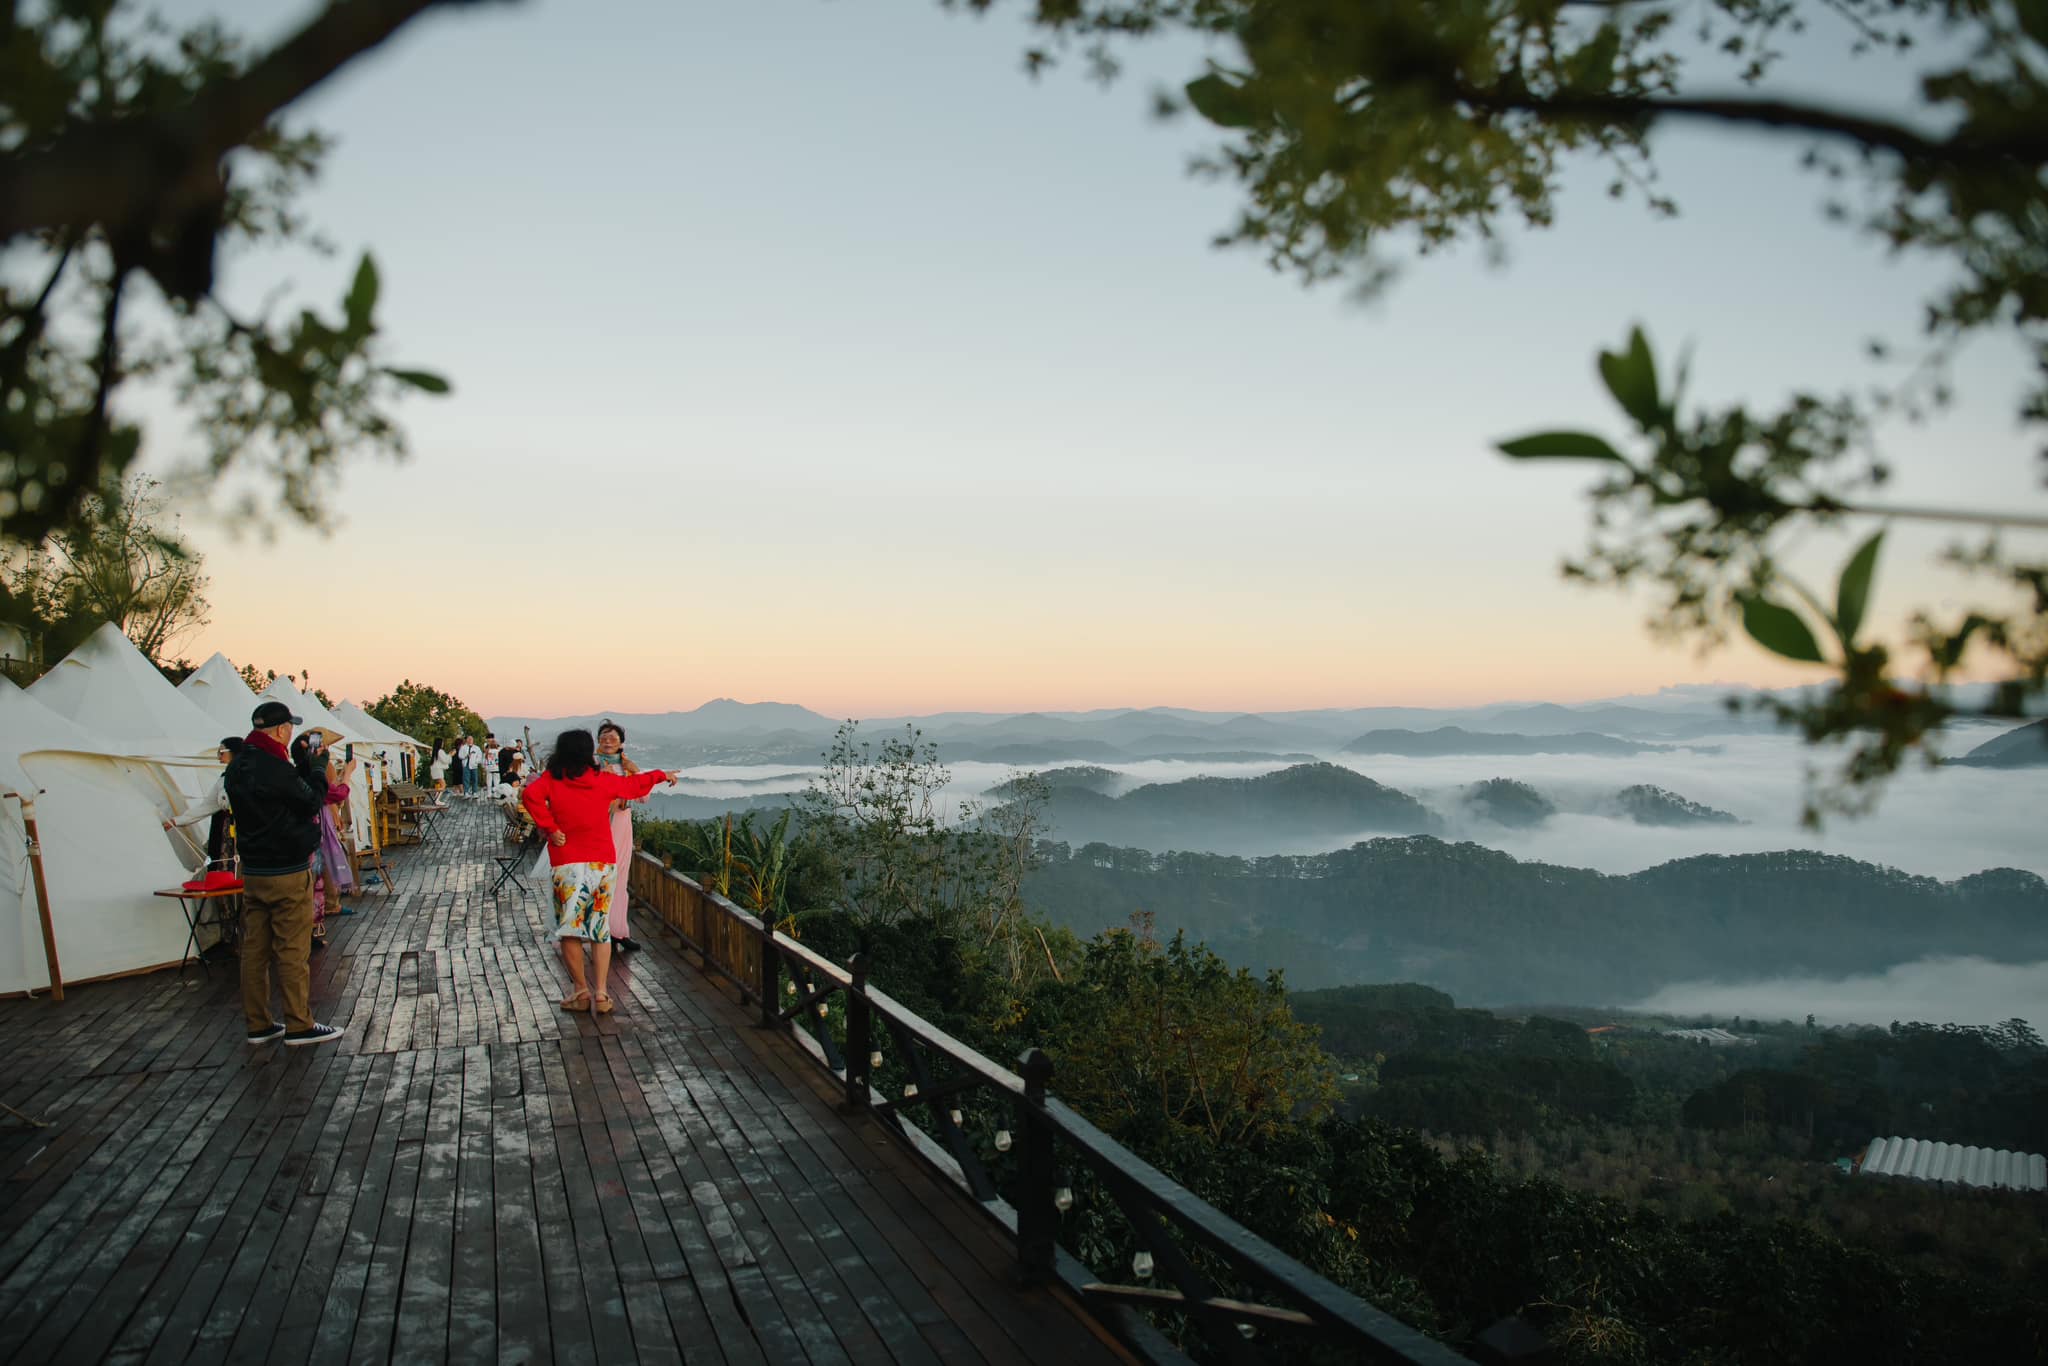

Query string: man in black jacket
223 701 344 1046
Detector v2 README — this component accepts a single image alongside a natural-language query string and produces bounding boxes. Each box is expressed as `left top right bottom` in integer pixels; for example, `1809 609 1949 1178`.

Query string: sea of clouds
667 730 2047 882
664 736 2045 1026
1629 956 2047 1030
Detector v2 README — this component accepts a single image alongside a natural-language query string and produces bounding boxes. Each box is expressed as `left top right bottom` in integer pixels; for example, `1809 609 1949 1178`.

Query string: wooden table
397 799 448 845
153 884 242 977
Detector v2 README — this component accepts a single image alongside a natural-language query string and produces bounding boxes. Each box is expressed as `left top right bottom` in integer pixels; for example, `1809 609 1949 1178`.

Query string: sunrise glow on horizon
145 0 2039 725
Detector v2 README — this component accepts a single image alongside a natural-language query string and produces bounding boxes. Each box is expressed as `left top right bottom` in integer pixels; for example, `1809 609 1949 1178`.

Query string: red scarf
245 729 290 761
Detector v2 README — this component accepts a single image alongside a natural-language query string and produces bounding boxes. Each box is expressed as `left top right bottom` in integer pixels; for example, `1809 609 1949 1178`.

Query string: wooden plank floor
0 798 1125 1365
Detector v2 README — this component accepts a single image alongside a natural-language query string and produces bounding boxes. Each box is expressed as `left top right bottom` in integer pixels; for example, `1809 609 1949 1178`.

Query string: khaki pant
241 868 316 1034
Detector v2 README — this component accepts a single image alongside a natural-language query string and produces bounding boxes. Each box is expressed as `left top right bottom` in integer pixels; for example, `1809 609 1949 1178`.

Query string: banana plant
730 809 797 931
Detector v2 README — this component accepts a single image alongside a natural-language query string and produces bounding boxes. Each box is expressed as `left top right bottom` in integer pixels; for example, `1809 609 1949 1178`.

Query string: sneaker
284 1023 345 1047
246 1021 286 1044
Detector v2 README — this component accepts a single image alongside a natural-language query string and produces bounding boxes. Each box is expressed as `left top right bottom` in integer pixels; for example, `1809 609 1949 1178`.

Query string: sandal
594 993 615 1015
560 990 591 1012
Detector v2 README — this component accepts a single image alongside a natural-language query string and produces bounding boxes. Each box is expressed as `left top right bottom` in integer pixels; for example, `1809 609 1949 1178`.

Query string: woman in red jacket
521 728 674 1014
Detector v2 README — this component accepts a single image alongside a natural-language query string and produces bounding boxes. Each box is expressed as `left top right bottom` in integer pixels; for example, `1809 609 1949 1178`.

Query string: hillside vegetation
1035 761 1442 850
1023 839 2048 1002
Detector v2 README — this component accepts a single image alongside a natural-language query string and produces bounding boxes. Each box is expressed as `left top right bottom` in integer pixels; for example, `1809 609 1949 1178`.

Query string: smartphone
345 743 354 761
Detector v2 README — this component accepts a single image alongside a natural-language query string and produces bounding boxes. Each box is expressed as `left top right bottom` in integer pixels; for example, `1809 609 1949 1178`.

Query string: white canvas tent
28 623 224 818
177 652 265 739
29 622 223 763
333 700 419 781
0 677 193 995
262 676 378 850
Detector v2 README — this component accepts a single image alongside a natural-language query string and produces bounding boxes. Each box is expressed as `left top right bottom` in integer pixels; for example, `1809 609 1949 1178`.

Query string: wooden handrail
625 851 1482 1366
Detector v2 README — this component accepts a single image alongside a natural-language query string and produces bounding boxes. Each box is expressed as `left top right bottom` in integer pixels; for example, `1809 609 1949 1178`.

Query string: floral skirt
550 861 618 943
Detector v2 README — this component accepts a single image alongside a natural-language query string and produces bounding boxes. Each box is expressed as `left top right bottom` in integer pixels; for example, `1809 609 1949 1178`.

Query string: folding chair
491 827 543 897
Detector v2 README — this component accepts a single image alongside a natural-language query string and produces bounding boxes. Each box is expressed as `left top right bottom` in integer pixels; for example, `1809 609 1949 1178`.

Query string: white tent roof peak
0 674 123 797
261 673 357 740
333 699 418 748
177 651 265 738
27 622 220 758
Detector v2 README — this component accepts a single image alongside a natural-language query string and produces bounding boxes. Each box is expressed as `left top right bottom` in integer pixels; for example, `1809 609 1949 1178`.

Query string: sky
128 0 2047 717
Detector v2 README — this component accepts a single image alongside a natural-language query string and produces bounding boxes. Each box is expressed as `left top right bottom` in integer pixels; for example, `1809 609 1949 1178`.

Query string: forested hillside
1023 838 2048 1002
1036 761 1442 849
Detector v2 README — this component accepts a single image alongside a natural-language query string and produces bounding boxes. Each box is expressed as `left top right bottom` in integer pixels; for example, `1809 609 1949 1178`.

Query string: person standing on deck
222 701 344 1047
521 728 673 1015
593 720 643 954
427 738 453 793
481 734 500 798
459 735 483 798
291 733 357 945
163 736 244 868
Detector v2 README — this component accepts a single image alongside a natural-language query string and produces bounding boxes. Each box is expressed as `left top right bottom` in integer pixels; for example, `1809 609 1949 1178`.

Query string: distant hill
640 791 802 822
1036 762 1439 853
1475 702 1677 735
1461 778 1556 828
492 698 835 742
987 766 1121 798
1025 840 2048 1004
948 739 1127 764
1948 718 2048 769
1613 785 1741 826
495 694 1811 764
1135 751 1319 765
1343 726 1675 757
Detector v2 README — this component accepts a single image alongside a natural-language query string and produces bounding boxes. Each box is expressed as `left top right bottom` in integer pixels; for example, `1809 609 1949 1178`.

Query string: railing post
756 915 778 1029
1015 1047 1056 1287
842 954 871 1113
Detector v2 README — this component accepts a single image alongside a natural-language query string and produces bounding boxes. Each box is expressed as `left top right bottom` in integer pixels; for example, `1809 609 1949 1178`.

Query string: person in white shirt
458 737 483 798
481 734 500 798
165 737 243 868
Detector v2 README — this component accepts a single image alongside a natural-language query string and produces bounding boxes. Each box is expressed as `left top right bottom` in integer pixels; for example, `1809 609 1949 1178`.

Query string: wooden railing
627 853 1485 1366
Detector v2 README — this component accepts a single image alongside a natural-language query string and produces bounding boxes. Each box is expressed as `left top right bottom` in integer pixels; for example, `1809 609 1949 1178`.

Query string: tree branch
0 0 514 242
75 268 130 521
1818 499 2048 532
1451 82 2048 169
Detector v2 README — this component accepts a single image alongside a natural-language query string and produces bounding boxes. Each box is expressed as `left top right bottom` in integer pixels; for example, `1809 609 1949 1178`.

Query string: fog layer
1630 956 2047 1029
661 732 2047 882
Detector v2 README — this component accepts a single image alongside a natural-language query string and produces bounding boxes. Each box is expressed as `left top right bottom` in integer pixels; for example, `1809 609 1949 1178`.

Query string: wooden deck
0 799 1126 1365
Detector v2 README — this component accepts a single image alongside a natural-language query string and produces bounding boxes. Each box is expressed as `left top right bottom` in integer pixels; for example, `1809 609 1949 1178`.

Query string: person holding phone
291 732 357 943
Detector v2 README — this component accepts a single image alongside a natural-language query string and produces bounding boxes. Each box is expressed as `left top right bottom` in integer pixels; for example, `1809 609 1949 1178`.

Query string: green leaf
1932 613 1991 671
1597 326 1661 428
1739 594 1827 664
344 253 380 335
1834 529 1884 645
1497 431 1629 462
2019 0 2048 49
382 367 451 394
1185 73 1255 129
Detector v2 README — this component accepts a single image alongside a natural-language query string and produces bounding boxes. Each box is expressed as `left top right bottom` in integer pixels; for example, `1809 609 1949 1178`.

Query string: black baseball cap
251 700 303 728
